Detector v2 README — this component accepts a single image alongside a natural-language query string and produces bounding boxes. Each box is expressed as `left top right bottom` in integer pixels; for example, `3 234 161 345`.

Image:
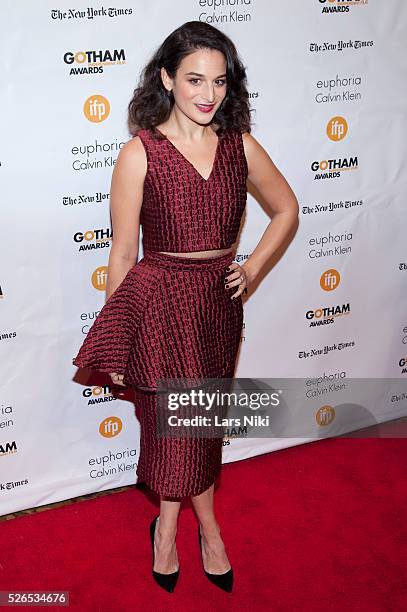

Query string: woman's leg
191 483 231 574
153 497 181 573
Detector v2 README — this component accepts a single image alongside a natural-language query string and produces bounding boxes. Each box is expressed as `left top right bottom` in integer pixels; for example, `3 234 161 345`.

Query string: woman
73 21 299 593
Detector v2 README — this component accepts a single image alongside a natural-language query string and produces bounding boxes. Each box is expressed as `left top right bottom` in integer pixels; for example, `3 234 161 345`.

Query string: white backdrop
1 0 407 515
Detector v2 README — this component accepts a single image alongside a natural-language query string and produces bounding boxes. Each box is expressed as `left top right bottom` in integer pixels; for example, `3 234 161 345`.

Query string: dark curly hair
127 20 252 138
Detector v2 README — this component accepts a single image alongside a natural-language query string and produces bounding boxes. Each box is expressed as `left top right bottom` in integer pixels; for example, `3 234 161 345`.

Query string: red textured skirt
73 248 243 498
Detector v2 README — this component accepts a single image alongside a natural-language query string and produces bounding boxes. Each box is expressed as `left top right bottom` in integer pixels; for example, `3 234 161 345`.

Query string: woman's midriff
158 248 233 259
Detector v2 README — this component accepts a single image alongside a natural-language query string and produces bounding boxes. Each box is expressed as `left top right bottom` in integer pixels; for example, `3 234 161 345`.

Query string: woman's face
162 48 227 124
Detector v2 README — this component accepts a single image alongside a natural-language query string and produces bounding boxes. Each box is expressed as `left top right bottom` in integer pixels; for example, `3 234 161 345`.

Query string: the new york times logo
0 478 29 491
51 8 133 21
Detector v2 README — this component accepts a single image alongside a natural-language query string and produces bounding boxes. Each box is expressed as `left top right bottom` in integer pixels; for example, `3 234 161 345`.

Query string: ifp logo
326 116 348 141
91 266 108 290
316 405 336 426
99 416 123 438
320 269 341 291
84 94 110 123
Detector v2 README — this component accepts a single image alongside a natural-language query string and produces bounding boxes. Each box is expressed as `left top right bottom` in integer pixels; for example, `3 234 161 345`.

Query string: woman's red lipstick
195 103 215 113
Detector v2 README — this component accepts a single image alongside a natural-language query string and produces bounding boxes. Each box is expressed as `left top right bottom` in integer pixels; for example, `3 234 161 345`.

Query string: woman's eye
189 79 226 86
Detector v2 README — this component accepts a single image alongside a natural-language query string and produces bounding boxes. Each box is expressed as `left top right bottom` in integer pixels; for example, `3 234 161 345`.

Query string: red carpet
1 437 407 611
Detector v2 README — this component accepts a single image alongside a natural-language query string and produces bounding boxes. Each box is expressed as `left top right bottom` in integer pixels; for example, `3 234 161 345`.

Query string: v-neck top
136 126 248 252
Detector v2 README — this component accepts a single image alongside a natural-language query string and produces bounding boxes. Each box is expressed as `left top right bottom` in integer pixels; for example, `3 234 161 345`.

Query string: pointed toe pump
150 515 180 593
198 524 234 593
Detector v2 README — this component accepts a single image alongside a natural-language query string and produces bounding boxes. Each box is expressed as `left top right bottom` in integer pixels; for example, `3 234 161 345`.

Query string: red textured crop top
136 126 248 252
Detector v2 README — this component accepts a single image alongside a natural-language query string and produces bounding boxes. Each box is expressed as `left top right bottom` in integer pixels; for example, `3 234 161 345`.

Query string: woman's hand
110 372 126 387
224 262 249 299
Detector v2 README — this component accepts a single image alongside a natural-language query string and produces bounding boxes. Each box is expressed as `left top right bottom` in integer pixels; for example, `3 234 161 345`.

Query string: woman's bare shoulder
118 133 146 159
241 130 258 146
241 130 271 160
115 134 147 179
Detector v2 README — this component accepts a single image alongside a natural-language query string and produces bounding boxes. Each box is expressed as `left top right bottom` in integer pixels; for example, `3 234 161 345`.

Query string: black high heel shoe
149 515 180 593
198 524 234 593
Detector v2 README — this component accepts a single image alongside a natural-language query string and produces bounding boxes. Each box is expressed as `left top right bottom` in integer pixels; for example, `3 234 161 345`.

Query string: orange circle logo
99 416 123 438
91 266 108 290
316 405 335 426
326 116 348 141
84 94 110 123
320 269 340 291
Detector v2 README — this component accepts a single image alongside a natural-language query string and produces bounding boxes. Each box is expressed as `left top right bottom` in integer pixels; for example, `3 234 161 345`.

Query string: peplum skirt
72 248 243 498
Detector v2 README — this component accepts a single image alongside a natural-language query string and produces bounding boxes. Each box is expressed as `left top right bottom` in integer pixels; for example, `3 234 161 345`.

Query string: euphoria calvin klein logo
84 95 110 123
326 116 348 141
99 417 123 438
91 267 108 291
320 269 341 291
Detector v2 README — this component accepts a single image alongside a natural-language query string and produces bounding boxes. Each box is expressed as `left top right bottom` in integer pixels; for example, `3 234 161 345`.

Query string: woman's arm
241 132 300 285
105 135 147 300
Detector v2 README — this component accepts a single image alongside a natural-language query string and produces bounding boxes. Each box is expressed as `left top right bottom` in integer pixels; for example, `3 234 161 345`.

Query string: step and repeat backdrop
1 1 406 515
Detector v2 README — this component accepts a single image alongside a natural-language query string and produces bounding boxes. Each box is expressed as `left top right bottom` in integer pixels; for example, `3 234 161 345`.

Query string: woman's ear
160 66 172 92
